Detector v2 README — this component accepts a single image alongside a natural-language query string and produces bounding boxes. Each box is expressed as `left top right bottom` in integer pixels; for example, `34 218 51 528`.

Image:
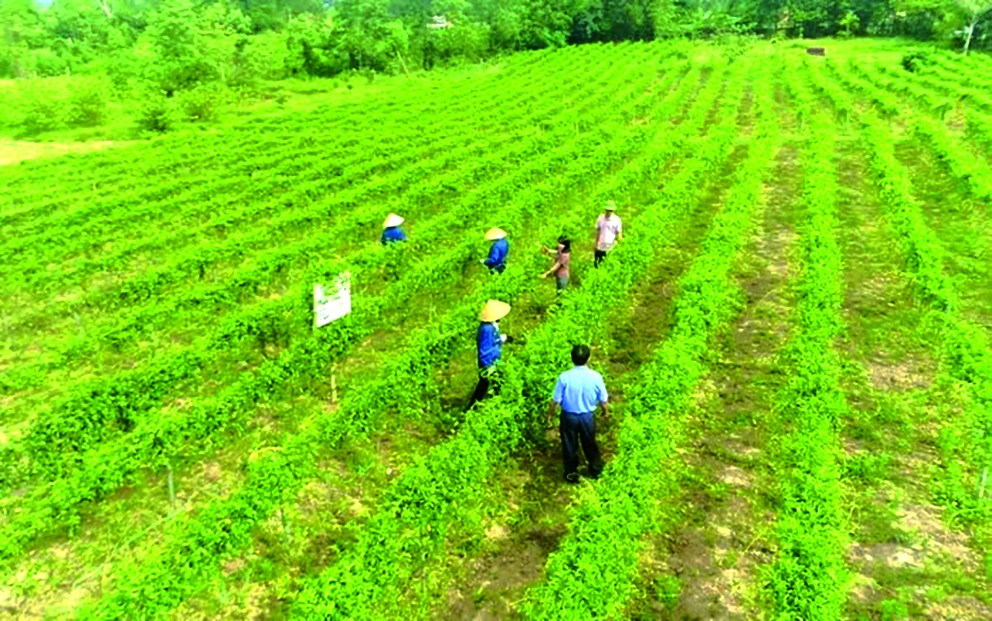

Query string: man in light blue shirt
547 344 608 482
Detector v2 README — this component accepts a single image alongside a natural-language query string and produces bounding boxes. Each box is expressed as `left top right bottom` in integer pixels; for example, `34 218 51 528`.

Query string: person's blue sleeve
382 228 406 244
552 377 564 404
597 374 608 403
485 239 507 268
484 243 500 268
477 323 502 368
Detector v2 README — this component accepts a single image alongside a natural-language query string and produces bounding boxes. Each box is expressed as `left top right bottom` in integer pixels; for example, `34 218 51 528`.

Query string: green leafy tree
46 0 114 65
285 13 342 75
232 0 326 32
142 0 250 93
335 0 407 71
517 0 588 47
0 0 51 76
956 0 992 52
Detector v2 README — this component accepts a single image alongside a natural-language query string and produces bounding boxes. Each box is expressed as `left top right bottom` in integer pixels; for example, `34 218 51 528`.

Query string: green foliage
0 74 110 135
526 52 780 619
18 79 65 133
902 48 933 71
66 76 110 126
175 83 225 121
809 51 992 530
136 90 179 131
284 13 341 76
0 38 990 618
143 0 251 93
764 65 850 621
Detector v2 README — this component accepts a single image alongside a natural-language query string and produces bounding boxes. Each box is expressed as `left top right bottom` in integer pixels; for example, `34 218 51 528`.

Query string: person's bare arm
600 401 610 420
543 261 562 278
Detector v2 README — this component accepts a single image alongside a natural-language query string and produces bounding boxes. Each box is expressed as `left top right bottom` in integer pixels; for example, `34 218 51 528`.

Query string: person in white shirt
594 200 623 267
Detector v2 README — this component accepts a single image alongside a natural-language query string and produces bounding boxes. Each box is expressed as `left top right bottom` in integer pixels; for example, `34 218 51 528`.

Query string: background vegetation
0 0 989 139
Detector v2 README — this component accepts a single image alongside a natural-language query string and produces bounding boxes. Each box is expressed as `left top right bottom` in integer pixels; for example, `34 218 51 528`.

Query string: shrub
176 84 224 122
31 49 70 78
901 50 931 72
136 92 178 132
18 80 66 134
66 78 109 127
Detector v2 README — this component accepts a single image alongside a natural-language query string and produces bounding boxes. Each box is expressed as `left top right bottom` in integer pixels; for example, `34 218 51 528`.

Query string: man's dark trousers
467 368 499 410
559 411 603 478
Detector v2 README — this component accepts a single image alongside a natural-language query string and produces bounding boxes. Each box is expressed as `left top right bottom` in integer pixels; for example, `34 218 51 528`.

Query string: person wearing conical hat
481 227 509 274
468 299 513 409
594 200 622 268
380 213 407 245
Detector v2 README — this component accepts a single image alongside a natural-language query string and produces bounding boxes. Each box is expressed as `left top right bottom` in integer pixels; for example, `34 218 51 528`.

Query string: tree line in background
0 0 988 133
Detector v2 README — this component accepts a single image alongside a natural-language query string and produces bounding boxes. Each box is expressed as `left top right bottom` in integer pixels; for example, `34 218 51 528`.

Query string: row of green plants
884 53 992 115
766 62 849 621
911 114 992 201
849 55 992 187
78 58 709 616
9 93 663 495
809 54 991 537
932 49 992 84
870 60 969 110
0 55 693 567
0 44 589 268
5 41 606 217
289 53 743 620
39 45 639 296
0 43 572 226
1 45 661 363
965 108 992 154
6 101 533 297
4 50 671 485
1 47 641 387
847 61 992 203
524 56 777 620
0 43 622 295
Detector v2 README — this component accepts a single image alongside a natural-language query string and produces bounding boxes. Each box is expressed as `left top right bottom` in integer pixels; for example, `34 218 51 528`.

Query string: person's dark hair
558 236 571 253
571 344 590 366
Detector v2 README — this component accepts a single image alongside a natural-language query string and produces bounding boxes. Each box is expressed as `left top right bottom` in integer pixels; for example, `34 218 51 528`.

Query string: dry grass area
0 140 126 167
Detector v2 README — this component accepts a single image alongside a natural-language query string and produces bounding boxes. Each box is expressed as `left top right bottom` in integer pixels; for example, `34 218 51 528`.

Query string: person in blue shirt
380 213 407 245
481 227 509 273
468 299 512 410
546 344 608 482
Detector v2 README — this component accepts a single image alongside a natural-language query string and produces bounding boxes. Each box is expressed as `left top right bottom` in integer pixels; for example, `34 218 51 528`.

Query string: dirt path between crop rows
833 116 992 619
619 131 799 619
440 123 758 620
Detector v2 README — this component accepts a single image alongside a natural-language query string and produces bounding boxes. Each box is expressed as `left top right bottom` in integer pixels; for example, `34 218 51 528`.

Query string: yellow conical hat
604 200 617 212
485 227 507 241
480 299 511 322
383 213 404 228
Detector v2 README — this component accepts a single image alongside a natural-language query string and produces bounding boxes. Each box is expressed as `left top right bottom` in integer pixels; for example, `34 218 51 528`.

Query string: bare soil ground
0 140 127 167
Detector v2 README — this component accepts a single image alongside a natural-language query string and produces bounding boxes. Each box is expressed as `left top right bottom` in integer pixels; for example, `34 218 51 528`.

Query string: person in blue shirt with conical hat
481 227 509 274
468 299 512 409
380 213 407 245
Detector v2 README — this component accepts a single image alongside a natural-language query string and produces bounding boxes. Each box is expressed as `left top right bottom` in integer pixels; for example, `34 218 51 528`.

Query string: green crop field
1 38 991 619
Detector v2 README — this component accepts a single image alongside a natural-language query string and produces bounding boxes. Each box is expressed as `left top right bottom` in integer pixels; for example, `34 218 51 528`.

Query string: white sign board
314 271 352 328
